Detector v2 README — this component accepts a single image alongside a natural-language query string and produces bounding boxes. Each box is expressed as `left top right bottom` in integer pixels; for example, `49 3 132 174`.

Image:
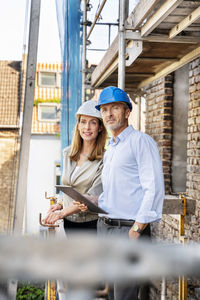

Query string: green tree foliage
34 98 61 106
16 284 44 300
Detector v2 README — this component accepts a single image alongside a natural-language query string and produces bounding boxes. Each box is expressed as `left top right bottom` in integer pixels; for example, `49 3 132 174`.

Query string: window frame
38 71 61 88
38 103 60 123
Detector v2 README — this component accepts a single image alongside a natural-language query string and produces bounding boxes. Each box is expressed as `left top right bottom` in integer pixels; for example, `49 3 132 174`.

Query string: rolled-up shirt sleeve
134 134 165 223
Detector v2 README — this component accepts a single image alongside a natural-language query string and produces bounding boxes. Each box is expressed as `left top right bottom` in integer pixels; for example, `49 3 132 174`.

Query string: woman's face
78 115 101 142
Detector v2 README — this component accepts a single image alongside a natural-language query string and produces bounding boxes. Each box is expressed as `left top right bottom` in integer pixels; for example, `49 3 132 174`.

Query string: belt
100 217 134 227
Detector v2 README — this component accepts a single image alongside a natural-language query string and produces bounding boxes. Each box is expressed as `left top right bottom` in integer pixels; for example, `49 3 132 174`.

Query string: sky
0 0 138 65
0 0 61 62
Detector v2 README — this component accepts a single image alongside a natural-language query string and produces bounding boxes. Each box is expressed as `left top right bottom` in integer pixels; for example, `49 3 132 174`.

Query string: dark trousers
97 218 151 300
56 219 98 300
63 218 97 234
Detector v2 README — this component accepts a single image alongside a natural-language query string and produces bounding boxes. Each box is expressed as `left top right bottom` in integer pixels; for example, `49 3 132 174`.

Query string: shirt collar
108 125 134 145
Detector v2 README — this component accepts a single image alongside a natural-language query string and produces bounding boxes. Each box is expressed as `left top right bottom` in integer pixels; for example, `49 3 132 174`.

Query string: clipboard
55 185 108 214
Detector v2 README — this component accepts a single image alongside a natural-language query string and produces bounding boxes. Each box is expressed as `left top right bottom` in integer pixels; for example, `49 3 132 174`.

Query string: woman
43 100 107 232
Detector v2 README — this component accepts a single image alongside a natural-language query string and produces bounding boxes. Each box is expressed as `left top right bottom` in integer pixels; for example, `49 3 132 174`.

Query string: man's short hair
119 101 130 111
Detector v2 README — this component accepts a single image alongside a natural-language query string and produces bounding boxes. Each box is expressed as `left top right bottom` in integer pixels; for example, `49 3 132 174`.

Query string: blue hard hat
95 86 132 111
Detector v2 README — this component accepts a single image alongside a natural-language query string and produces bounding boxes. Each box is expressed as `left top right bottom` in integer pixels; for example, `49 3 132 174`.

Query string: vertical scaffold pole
13 0 41 233
179 194 188 300
82 0 87 103
118 0 129 89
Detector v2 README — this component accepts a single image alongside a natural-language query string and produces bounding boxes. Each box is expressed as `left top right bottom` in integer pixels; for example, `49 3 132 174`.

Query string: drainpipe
118 0 129 89
82 0 87 103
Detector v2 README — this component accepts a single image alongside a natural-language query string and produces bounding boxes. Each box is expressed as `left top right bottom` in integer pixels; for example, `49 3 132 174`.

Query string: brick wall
0 61 21 125
145 74 174 194
145 74 179 256
187 58 200 234
145 59 200 299
0 60 22 233
0 130 20 233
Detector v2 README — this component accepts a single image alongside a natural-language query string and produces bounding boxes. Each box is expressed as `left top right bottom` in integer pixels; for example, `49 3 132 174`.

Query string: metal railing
0 234 200 299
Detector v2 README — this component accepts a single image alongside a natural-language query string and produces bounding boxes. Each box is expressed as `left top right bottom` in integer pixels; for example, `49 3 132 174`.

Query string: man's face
100 102 130 132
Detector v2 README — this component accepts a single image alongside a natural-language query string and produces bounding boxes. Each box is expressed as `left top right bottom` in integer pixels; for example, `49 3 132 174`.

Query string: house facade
0 59 62 234
0 61 22 233
26 62 61 234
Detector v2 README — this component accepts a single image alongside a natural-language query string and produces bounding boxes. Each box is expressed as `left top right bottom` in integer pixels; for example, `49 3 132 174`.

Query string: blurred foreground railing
0 235 200 299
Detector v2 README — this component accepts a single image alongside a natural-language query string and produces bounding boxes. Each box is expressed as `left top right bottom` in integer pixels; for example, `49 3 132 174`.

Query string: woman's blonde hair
69 115 107 161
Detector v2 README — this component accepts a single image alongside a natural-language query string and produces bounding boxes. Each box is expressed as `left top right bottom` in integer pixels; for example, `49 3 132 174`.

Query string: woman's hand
42 210 63 225
84 194 98 205
48 203 63 213
73 201 88 212
72 195 99 212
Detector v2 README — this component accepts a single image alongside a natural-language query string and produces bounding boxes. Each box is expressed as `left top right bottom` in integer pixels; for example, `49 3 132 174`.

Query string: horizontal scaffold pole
0 235 200 283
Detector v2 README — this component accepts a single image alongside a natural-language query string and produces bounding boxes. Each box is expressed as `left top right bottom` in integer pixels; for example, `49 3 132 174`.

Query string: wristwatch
131 223 143 234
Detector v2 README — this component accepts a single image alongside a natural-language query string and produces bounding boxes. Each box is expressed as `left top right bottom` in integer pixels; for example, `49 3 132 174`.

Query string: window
38 71 61 87
38 103 60 122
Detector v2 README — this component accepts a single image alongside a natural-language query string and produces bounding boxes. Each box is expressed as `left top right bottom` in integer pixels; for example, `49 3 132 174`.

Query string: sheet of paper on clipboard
55 185 108 214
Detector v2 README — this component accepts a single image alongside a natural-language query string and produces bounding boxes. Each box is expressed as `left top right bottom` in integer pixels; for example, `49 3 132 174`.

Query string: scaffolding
10 1 200 299
56 0 82 152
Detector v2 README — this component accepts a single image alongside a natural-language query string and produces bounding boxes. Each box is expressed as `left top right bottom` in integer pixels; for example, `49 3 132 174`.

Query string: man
76 86 164 299
95 86 165 300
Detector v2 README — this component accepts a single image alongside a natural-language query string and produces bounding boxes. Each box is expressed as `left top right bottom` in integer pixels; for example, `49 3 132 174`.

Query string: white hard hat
76 100 102 119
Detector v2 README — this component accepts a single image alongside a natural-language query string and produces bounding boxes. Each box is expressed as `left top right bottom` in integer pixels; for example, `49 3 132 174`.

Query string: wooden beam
169 6 200 39
92 57 118 87
170 7 196 16
156 22 200 31
137 57 177 62
143 34 200 44
127 0 159 29
91 35 118 87
125 31 200 43
144 34 200 43
127 72 155 77
163 196 196 215
138 45 200 88
92 31 200 88
141 0 184 37
126 74 155 80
